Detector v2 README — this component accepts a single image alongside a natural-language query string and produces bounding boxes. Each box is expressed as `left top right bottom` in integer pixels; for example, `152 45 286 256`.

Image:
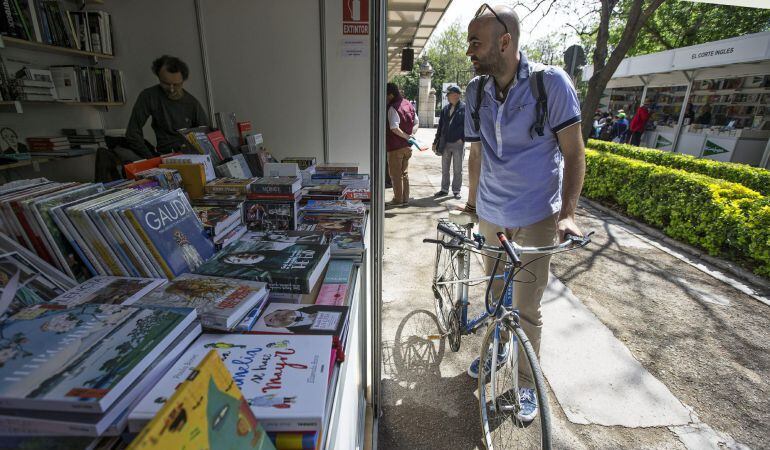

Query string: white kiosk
584 32 770 169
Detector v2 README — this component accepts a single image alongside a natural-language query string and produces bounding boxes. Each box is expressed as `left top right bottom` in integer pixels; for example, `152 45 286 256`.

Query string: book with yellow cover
158 163 207 199
128 350 275 450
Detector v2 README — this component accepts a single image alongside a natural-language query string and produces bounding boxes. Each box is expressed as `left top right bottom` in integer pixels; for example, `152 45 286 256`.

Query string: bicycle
423 215 592 450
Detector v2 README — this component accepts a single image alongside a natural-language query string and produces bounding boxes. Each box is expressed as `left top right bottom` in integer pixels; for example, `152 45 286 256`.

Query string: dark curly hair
151 55 189 80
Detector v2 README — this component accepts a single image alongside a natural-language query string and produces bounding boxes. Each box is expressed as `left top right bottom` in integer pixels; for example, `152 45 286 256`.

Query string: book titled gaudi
124 189 215 279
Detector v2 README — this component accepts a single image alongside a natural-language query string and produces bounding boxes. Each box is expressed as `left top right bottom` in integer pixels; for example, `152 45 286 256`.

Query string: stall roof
387 0 453 78
583 31 770 87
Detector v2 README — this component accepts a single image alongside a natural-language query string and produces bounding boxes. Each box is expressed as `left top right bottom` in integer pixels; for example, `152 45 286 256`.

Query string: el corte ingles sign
673 35 770 69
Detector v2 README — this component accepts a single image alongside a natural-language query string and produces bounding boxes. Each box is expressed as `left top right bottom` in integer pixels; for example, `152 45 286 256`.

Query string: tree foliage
614 2 770 57
390 66 419 101
425 21 475 95
522 32 568 66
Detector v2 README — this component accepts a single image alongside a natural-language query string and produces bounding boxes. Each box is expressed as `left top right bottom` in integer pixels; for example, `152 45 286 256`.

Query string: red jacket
629 106 650 133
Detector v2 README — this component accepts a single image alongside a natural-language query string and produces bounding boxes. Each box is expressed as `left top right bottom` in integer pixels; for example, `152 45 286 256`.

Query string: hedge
583 149 770 276
588 139 770 196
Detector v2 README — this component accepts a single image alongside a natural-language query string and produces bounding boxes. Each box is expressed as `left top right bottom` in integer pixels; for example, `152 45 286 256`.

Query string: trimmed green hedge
588 139 770 196
584 149 770 276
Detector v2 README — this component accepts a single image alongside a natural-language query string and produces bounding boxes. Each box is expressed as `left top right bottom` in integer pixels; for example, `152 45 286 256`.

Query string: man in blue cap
432 85 466 199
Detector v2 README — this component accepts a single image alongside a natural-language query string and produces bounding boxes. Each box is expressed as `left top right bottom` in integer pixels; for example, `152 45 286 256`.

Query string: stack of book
0 302 199 436
63 129 107 149
0 2 114 55
13 68 56 101
299 200 368 261
244 176 302 231
134 167 183 190
315 259 356 306
25 136 77 157
281 156 317 170
161 153 216 182
193 203 246 250
0 181 215 280
50 66 126 103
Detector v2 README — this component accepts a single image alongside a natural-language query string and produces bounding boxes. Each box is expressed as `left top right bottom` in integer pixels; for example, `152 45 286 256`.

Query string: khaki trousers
479 213 558 387
467 145 481 207
387 147 412 203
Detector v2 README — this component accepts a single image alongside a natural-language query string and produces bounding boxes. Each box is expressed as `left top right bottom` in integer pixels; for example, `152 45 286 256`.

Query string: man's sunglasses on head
474 3 509 35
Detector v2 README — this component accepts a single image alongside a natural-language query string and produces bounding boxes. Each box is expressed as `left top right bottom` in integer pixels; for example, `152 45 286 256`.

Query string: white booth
584 31 770 169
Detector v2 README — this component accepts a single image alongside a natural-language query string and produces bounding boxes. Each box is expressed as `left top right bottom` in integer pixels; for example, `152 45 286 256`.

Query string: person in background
432 85 466 199
592 113 602 138
611 111 629 142
463 4 584 422
696 103 712 126
125 55 209 158
386 82 417 207
599 115 614 141
684 102 695 124
627 98 652 146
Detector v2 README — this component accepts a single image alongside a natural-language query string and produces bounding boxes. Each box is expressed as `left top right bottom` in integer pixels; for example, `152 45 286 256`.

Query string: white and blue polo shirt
464 52 581 228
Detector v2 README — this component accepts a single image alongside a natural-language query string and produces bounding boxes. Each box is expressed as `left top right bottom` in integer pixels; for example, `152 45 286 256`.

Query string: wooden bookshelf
21 101 124 107
0 36 114 59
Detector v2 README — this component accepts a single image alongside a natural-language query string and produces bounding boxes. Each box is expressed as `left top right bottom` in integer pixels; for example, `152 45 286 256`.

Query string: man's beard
166 90 184 100
472 51 505 76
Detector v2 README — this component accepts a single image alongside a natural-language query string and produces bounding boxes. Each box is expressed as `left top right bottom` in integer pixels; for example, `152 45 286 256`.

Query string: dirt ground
377 128 769 450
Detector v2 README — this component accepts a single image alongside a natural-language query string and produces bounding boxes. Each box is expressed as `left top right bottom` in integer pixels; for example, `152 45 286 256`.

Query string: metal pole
193 0 215 126
370 0 385 430
671 71 694 153
318 0 330 163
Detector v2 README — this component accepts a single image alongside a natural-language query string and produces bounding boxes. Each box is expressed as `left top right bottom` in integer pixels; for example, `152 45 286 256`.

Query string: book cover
214 111 240 149
248 177 301 195
243 199 299 232
280 157 316 171
194 240 330 294
206 129 233 162
215 224 247 251
241 231 326 245
132 274 268 331
51 276 167 307
204 177 256 195
236 121 252 146
262 163 300 179
215 159 249 179
315 260 355 306
232 154 254 178
128 350 275 450
0 303 195 413
250 301 348 338
194 205 242 238
129 334 333 435
124 189 215 279
157 163 206 199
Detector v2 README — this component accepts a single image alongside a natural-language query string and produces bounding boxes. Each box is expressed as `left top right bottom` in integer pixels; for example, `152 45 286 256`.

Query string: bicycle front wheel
478 320 552 450
432 238 459 334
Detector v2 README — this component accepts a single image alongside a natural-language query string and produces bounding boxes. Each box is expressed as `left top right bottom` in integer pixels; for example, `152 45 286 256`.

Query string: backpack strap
529 70 547 137
471 75 488 133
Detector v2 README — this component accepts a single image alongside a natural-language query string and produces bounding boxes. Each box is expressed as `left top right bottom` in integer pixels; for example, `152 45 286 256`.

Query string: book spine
204 185 247 195
50 205 102 276
249 184 295 195
11 0 30 39
9 201 55 263
0 413 100 436
70 208 127 276
124 209 174 279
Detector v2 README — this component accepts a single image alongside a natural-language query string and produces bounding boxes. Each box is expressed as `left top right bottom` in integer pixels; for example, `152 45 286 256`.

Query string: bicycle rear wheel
478 320 552 450
432 238 459 334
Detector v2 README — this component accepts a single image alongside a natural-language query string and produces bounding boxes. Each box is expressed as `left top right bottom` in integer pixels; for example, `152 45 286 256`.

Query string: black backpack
471 68 549 138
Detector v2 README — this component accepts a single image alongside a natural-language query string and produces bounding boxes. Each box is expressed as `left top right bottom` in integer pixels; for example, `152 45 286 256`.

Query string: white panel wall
100 0 209 142
323 0 371 172
200 0 324 162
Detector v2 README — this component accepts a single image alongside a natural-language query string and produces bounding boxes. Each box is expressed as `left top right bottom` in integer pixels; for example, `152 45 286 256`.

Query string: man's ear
500 33 511 53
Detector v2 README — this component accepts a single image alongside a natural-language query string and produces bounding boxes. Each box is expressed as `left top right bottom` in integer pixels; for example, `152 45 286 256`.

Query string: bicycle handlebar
432 220 594 256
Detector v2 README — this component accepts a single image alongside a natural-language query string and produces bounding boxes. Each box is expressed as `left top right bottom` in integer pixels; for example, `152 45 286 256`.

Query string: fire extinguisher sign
343 0 369 35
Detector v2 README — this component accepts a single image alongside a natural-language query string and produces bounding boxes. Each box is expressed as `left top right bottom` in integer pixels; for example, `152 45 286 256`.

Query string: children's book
0 303 196 413
51 277 166 307
129 334 333 435
128 350 275 450
131 274 268 331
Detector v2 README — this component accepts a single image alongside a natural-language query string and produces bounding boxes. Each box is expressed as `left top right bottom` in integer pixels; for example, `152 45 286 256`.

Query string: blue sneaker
516 387 539 422
467 345 509 379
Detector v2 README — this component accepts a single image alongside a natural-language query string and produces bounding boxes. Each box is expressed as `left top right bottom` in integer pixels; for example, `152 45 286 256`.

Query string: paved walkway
378 128 769 449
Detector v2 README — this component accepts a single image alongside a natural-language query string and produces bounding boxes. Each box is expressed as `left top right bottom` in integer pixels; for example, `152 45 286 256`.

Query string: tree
390 66 419 101
522 32 568 66
615 2 770 57
513 0 666 142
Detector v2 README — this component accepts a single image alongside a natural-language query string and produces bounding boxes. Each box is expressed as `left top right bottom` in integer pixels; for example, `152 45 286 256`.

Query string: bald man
463 4 585 422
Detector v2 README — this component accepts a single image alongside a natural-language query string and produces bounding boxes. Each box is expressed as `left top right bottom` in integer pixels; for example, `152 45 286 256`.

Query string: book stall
585 31 770 168
0 0 394 447
0 136 371 449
